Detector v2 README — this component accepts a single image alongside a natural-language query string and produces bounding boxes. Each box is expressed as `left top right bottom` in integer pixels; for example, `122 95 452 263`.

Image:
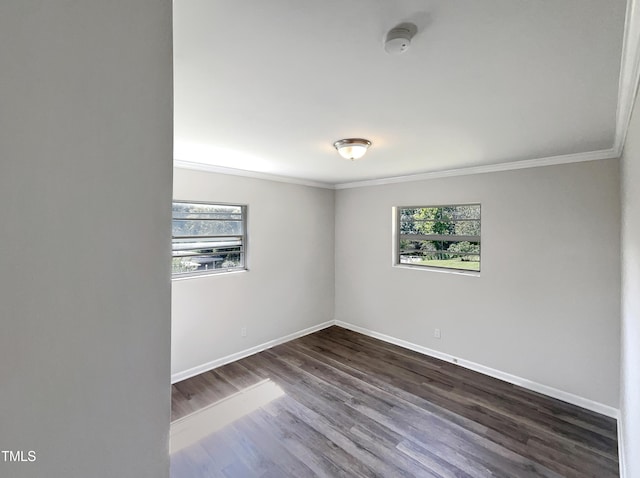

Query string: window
396 204 481 272
172 201 247 277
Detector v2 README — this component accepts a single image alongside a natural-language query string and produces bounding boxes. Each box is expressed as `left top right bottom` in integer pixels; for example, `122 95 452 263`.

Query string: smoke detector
384 23 417 55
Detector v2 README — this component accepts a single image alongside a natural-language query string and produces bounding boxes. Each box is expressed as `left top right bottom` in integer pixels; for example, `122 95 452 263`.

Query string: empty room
168 0 638 476
2 1 640 478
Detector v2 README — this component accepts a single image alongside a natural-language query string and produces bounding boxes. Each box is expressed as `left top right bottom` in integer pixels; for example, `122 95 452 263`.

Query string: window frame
171 200 248 279
394 203 481 273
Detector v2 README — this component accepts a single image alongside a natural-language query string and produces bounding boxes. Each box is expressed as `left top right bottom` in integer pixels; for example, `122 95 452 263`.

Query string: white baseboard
334 320 619 419
618 417 627 478
171 320 334 384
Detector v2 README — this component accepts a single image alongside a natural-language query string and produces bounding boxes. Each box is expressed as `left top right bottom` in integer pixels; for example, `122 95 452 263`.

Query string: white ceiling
173 0 627 185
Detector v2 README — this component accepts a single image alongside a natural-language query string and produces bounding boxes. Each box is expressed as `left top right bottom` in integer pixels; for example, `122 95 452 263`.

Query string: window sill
171 269 248 281
393 263 480 277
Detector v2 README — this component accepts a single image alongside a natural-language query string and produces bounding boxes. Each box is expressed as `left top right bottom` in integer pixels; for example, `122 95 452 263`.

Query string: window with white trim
396 204 481 272
172 201 247 277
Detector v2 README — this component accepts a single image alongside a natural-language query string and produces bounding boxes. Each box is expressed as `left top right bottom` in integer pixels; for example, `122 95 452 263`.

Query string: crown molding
177 148 620 192
334 148 619 190
173 159 334 189
614 0 640 156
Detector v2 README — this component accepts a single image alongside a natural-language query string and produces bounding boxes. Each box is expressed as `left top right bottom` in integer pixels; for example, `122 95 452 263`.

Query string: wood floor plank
214 360 264 390
298 332 535 443
300 329 617 465
172 441 228 478
327 326 617 437
322 327 620 458
233 411 319 478
272 390 426 478
249 404 347 478
170 326 619 478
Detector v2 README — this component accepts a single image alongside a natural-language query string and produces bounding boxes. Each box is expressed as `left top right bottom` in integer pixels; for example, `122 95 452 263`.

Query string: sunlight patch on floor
170 379 285 454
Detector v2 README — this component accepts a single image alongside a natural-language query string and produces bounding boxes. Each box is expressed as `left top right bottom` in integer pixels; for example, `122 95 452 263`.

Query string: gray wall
335 160 620 408
620 90 640 476
172 168 335 379
0 2 173 477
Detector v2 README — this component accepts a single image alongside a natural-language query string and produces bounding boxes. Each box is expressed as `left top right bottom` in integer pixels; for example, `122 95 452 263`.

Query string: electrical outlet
434 328 441 339
241 326 247 337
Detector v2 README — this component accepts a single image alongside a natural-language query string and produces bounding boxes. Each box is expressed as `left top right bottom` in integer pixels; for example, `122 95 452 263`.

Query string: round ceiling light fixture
333 138 372 161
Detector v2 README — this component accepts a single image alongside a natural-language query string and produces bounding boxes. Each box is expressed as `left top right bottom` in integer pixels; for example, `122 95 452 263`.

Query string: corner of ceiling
173 159 335 189
337 1 640 190
332 148 620 190
613 0 640 157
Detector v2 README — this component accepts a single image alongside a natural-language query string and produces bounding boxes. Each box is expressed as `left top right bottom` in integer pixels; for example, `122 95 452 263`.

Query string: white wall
335 160 620 408
0 2 173 478
620 91 640 476
172 168 335 379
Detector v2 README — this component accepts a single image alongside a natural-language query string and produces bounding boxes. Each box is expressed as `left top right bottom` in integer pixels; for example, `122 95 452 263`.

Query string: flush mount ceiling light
333 138 372 161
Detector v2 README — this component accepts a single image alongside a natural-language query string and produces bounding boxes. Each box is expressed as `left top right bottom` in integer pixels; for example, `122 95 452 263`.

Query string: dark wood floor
170 326 619 478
